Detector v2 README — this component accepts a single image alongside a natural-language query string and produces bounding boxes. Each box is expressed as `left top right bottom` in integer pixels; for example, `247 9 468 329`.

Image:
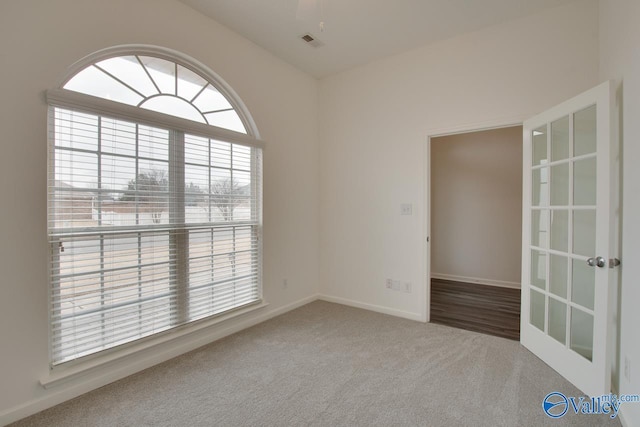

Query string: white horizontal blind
48 107 262 365
183 134 261 321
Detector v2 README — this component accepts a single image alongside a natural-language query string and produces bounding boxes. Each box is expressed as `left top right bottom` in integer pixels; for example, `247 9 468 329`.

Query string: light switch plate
400 203 412 215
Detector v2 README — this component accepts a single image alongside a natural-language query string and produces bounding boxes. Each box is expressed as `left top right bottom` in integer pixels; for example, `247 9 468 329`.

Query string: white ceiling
180 0 577 78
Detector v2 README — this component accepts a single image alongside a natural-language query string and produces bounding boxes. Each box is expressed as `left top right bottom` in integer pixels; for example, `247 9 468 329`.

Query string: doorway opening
429 125 523 340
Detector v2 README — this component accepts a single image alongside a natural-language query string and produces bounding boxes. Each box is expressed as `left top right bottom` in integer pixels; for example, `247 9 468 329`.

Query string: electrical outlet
400 203 413 215
283 279 288 289
386 279 412 293
624 356 631 381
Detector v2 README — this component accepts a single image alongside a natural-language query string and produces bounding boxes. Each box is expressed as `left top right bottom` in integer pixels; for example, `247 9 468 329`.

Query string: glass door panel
533 125 548 165
531 210 548 248
532 168 548 206
550 163 569 206
526 103 599 364
574 157 597 205
574 105 597 156
571 307 594 362
531 250 546 290
573 210 596 257
550 210 568 252
551 116 570 161
549 254 567 299
548 297 567 344
572 259 595 310
530 289 545 331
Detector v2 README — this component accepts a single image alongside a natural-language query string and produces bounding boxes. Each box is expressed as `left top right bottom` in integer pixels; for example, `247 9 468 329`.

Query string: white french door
521 81 617 397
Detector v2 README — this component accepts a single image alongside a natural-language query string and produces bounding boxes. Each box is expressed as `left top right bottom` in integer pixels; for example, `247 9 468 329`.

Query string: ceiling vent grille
300 33 323 48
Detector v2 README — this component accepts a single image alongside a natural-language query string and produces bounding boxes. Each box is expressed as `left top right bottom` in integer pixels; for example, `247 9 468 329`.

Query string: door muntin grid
529 105 597 362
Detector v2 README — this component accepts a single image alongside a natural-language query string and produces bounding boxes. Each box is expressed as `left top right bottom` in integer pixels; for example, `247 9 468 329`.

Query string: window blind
48 107 262 365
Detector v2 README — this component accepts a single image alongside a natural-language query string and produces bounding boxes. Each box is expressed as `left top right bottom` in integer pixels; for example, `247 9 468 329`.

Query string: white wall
319 0 599 320
0 0 319 422
431 127 523 287
4 0 635 424
599 0 640 425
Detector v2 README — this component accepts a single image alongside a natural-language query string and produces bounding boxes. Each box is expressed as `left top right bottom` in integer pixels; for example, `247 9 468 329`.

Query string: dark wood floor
430 278 521 340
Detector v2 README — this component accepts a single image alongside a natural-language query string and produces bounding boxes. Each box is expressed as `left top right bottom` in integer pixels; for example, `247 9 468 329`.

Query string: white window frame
45 45 264 372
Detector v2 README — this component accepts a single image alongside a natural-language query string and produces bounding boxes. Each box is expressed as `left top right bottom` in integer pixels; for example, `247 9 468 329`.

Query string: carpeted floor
12 301 620 426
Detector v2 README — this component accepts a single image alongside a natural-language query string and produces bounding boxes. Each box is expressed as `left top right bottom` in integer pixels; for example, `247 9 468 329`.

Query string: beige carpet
12 301 620 426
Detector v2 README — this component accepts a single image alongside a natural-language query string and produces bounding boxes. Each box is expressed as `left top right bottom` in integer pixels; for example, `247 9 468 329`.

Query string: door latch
609 258 621 268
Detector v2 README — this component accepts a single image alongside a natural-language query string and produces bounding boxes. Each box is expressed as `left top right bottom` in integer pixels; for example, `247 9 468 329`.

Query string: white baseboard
318 294 423 322
0 294 318 426
431 273 521 289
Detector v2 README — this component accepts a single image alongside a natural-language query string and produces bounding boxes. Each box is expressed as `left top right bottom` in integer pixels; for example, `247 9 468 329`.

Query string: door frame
423 117 524 322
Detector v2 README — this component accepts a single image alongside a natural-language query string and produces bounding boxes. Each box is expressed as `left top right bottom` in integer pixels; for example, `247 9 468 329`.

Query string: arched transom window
64 55 246 133
47 47 262 366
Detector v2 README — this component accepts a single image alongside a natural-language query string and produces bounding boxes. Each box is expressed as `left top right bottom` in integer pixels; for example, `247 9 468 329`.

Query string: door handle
587 256 606 268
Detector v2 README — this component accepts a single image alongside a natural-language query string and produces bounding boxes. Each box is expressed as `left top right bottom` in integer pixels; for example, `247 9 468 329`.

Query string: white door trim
424 118 524 323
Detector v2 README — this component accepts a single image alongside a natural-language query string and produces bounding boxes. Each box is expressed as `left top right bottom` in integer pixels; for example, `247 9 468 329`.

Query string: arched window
47 46 263 365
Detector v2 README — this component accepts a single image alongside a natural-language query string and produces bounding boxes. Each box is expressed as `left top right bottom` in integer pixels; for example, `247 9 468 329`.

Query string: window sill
40 300 269 389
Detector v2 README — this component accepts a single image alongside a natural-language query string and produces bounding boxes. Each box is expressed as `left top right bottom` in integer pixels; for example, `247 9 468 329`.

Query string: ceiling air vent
300 33 324 48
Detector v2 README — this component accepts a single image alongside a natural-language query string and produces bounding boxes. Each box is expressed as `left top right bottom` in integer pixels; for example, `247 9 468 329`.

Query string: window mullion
169 130 188 324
